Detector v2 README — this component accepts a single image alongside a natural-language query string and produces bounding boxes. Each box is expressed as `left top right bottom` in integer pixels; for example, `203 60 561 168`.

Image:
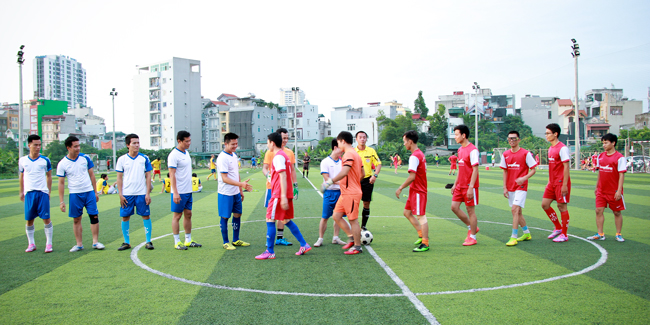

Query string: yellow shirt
163 178 171 193
96 179 109 194
355 146 381 178
209 158 216 169
264 147 296 189
192 177 200 192
152 160 161 171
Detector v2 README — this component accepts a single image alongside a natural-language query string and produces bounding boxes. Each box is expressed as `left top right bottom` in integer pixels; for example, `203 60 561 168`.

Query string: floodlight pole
292 87 299 171
110 88 117 171
572 39 581 170
17 45 25 158
472 82 480 150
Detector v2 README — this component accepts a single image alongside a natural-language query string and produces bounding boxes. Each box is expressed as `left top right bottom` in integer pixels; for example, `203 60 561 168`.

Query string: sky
1 0 649 133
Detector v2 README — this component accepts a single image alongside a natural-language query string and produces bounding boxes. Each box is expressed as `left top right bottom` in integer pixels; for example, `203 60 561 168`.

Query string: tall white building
133 57 202 151
279 88 305 106
34 55 87 107
330 102 398 146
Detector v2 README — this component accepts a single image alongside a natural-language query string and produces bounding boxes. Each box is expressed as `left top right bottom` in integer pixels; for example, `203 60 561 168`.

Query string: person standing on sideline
251 156 257 169
450 125 480 246
168 131 202 250
20 135 54 253
217 133 253 250
354 131 382 231
151 158 162 182
395 131 430 252
587 133 627 242
315 138 346 247
434 153 440 168
500 131 538 246
256 132 311 259
541 123 572 243
302 152 311 178
115 134 154 251
207 154 217 181
393 154 399 174
57 136 104 252
448 152 458 176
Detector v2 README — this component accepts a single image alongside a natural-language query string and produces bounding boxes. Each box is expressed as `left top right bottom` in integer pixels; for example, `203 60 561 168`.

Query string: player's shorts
24 191 50 221
452 187 479 207
334 194 362 220
543 183 571 204
264 189 272 207
405 190 427 215
361 177 374 202
120 195 150 217
303 163 310 170
153 170 161 175
450 164 457 170
596 193 626 211
218 193 243 218
266 198 294 221
69 191 99 218
507 190 528 208
252 162 257 167
211 168 216 173
322 189 341 219
171 193 193 213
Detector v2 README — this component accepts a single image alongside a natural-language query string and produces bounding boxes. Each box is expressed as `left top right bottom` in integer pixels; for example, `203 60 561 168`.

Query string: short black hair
277 128 288 135
64 136 79 148
125 133 139 145
100 173 107 179
355 131 368 139
167 173 170 177
337 131 353 145
192 173 197 177
268 132 282 148
508 130 520 138
331 138 339 151
177 130 191 142
27 134 41 144
601 133 618 145
546 123 561 137
224 132 239 143
403 130 418 143
453 125 470 139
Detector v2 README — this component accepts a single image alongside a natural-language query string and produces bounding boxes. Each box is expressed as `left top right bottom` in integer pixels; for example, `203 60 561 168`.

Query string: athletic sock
522 225 530 234
143 218 152 242
232 217 241 242
422 238 429 246
285 220 307 246
599 232 605 237
362 208 370 228
511 229 518 238
354 245 362 250
348 235 354 243
469 234 477 240
266 222 276 254
276 228 284 240
173 234 180 245
185 233 192 243
560 211 570 236
544 208 562 230
220 217 229 244
417 230 423 238
121 221 130 244
44 222 53 245
467 225 471 230
26 225 35 245
616 232 621 236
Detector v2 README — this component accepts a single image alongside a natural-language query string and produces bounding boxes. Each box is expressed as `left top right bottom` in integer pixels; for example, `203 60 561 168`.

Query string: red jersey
596 151 626 195
270 150 293 199
407 149 427 193
449 155 458 166
340 149 363 196
457 143 479 188
500 148 537 191
547 141 571 185
591 154 598 166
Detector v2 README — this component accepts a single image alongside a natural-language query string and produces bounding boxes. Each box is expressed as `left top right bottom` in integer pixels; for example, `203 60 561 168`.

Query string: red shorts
543 183 570 204
405 190 427 215
153 170 161 175
452 187 479 206
334 194 362 220
596 193 626 211
266 198 294 221
450 164 457 170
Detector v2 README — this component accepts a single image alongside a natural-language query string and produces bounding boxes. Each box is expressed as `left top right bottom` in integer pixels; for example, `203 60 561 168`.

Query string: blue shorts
211 168 216 173
171 193 193 213
120 195 150 217
264 189 272 208
322 189 341 219
218 193 243 218
25 191 50 221
252 162 257 166
69 191 99 218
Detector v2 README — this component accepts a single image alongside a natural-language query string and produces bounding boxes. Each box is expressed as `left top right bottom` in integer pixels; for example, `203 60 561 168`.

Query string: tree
498 115 533 140
413 90 429 118
379 113 418 144
426 104 448 146
43 140 68 169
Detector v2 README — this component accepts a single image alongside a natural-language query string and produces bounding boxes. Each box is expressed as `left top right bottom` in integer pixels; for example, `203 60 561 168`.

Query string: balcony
149 77 161 89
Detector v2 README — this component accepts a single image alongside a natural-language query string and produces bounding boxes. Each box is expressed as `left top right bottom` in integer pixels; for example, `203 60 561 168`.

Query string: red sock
560 211 570 236
544 208 561 230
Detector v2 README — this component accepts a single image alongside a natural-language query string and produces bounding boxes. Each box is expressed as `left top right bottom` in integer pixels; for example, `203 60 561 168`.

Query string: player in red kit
541 123 572 242
587 133 627 242
448 153 458 176
396 131 429 252
450 125 480 246
500 130 538 246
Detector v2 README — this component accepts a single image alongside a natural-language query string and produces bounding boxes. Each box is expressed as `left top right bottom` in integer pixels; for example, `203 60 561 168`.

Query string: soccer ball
361 230 373 245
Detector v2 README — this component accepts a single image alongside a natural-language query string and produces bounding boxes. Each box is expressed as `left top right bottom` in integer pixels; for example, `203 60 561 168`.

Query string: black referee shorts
361 176 374 202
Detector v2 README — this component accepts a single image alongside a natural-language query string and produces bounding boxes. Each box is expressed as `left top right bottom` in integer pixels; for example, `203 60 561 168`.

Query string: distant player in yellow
160 173 171 193
96 174 117 195
192 173 203 193
151 158 162 182
207 154 217 181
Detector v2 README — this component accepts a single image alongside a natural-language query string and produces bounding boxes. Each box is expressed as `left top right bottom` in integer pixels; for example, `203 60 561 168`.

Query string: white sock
185 233 191 242
511 234 518 238
332 236 339 240
523 229 530 234
44 223 53 245
467 225 471 230
173 234 180 244
26 225 35 245
470 234 476 240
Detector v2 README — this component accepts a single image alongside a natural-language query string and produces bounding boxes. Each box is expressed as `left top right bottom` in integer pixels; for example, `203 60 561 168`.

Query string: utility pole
472 82 480 150
571 39 581 170
292 87 300 171
110 88 118 171
17 45 25 158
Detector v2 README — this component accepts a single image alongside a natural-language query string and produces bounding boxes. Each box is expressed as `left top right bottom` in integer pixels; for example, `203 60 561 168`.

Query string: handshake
320 179 334 193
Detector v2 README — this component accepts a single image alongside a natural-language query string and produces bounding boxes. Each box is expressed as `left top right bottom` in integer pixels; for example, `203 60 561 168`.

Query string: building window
347 124 356 131
271 128 274 133
258 127 260 132
258 113 260 119
548 111 552 119
271 115 273 120
610 106 623 116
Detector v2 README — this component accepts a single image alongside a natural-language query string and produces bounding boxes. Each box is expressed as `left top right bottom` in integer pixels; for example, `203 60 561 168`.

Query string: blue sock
285 220 307 246
220 218 229 244
522 225 529 233
143 218 152 242
512 228 518 237
121 221 130 244
266 222 276 254
232 217 241 242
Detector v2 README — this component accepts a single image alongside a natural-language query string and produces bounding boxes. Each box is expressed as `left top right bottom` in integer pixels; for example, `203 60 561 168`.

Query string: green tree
43 140 68 169
498 115 533 140
426 104 448 145
413 90 429 118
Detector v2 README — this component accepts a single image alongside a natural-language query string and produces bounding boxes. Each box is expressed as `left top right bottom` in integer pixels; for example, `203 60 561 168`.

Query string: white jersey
320 155 342 190
56 153 94 194
167 148 192 194
19 155 52 194
115 152 153 196
217 150 240 196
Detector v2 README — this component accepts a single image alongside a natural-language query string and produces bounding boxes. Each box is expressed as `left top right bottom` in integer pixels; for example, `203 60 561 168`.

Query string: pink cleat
462 237 477 246
25 244 37 253
45 245 53 253
255 250 276 260
547 229 562 239
296 244 312 256
552 234 569 242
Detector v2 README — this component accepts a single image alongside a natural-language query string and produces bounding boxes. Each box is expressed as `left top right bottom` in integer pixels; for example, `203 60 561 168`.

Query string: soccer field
1 166 649 324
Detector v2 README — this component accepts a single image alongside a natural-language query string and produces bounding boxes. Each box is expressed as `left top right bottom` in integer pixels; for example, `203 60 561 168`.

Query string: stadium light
17 45 25 160
571 39 581 170
110 88 118 172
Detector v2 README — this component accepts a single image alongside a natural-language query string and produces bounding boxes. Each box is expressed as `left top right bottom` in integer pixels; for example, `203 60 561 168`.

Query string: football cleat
275 238 292 246
223 243 236 250
25 244 37 253
145 242 155 250
547 229 562 239
92 242 105 250
44 244 53 253
185 241 202 248
462 237 477 246
552 234 569 242
586 234 605 241
117 243 131 251
506 238 518 246
69 245 84 252
517 233 532 242
615 235 625 242
344 247 363 255
175 242 188 250
414 238 423 245
232 240 250 247
255 250 276 260
342 241 354 250
467 227 480 236
413 244 429 252
296 244 312 256
314 238 323 247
